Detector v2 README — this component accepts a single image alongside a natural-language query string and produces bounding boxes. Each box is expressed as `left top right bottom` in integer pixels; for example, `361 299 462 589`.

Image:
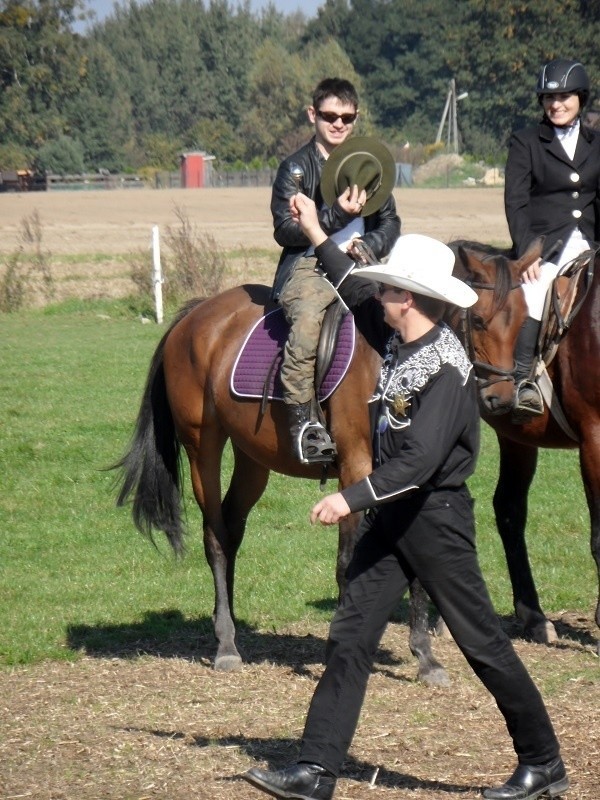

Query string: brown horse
114 283 449 682
450 238 600 652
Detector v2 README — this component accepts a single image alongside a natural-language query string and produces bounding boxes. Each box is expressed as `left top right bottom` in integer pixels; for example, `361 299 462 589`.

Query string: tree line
1 0 599 175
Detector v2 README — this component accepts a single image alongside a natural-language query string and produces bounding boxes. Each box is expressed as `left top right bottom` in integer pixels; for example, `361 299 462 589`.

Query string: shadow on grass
121 728 477 794
67 605 596 668
67 609 409 670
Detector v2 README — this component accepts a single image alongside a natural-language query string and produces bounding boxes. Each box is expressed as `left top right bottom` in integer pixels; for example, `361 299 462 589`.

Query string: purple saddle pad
231 307 355 402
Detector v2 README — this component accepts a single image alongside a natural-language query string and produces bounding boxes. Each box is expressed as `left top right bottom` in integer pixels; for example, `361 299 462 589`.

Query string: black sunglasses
316 109 358 125
377 283 405 295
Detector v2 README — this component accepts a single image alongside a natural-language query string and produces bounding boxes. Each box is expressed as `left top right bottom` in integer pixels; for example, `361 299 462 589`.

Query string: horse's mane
451 238 511 258
145 298 206 366
172 297 206 327
450 238 515 315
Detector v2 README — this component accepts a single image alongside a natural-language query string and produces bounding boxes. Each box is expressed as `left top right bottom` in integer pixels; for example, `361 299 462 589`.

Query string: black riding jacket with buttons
270 136 400 300
504 118 600 260
314 237 480 514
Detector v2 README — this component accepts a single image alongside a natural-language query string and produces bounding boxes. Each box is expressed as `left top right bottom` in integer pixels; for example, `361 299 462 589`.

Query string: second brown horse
116 240 600 676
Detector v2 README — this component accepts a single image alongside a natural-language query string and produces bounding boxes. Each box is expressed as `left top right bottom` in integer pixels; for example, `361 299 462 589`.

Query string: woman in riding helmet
505 58 600 417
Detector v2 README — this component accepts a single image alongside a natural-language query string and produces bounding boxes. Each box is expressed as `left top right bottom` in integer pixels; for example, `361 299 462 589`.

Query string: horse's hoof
418 667 452 688
214 653 243 672
526 619 558 645
433 618 453 640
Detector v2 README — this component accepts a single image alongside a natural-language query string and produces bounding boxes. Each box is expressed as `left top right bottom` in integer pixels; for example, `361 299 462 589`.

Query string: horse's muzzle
479 393 513 416
476 373 515 415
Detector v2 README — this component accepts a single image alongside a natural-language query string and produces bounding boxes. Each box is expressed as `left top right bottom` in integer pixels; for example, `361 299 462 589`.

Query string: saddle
537 249 595 366
231 239 377 412
531 248 596 439
230 302 355 409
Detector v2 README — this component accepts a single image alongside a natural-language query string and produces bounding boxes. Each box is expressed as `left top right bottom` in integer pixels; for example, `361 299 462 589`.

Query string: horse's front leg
408 579 451 686
336 512 362 600
578 433 600 655
338 516 450 686
494 436 556 642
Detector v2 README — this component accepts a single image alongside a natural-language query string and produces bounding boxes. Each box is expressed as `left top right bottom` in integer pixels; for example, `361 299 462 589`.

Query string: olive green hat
320 136 396 216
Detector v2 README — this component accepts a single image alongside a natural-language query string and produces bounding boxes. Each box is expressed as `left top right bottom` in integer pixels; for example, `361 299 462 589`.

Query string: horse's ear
516 237 544 272
456 244 483 278
453 245 468 278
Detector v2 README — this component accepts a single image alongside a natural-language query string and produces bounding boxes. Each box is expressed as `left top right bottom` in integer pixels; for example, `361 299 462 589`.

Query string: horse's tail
113 301 201 555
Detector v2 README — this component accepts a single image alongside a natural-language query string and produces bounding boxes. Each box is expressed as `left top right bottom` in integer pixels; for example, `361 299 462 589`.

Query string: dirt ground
1 615 598 800
0 186 511 304
0 186 510 256
2 187 598 799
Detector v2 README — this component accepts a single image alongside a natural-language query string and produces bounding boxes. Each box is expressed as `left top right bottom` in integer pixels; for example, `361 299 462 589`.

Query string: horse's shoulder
198 283 271 315
219 283 271 305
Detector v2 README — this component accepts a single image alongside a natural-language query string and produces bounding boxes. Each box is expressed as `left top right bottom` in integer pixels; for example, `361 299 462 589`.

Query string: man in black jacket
270 78 400 463
243 194 567 800
504 58 600 416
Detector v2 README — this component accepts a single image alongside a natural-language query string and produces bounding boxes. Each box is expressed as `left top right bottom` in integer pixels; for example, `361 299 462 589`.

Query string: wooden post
435 83 453 144
152 225 164 324
451 78 459 154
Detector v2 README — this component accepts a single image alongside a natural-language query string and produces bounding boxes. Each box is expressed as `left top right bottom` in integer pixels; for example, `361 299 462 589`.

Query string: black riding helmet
536 58 590 108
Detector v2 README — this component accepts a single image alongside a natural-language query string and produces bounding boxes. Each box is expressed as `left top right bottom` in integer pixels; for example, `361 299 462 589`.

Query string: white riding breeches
522 229 591 321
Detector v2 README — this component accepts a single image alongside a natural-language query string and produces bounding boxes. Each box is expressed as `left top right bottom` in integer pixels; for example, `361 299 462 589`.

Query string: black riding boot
288 401 337 464
513 317 543 417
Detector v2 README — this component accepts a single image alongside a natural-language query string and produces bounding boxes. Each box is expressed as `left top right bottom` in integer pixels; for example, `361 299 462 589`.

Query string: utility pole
436 81 453 146
435 79 468 154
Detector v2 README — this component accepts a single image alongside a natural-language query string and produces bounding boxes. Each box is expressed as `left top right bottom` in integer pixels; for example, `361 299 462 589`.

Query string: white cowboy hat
353 233 477 309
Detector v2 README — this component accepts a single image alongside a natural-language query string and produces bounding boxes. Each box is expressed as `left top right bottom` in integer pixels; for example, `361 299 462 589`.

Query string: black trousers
299 487 560 776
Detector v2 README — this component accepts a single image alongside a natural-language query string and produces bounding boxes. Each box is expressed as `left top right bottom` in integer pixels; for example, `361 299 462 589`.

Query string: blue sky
82 0 323 27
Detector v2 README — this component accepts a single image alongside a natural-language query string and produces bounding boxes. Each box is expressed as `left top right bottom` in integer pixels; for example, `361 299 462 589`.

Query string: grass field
2 188 599 800
1 263 599 799
0 300 595 668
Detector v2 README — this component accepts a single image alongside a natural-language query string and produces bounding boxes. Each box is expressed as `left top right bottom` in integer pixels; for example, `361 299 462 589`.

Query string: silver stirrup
514 379 544 416
296 421 337 465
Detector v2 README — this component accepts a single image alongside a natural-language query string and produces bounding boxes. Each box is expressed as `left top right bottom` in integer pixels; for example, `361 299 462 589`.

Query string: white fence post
152 225 164 324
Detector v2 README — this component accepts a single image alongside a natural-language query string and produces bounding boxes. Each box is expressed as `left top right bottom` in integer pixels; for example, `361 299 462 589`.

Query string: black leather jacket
270 136 401 300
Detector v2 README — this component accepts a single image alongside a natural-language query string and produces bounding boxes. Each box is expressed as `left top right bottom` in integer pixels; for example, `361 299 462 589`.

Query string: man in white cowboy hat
270 77 400 465
242 195 566 800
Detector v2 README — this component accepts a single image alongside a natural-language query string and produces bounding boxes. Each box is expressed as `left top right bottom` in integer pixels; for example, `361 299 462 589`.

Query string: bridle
456 277 523 390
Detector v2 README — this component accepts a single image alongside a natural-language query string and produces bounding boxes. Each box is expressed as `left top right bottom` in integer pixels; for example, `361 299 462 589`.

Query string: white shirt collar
554 119 579 160
554 119 580 139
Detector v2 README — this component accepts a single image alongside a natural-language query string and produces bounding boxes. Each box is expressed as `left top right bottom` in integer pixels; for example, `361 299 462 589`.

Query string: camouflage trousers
279 258 338 406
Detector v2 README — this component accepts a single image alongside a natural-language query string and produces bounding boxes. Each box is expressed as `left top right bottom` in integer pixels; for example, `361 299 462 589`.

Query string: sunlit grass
0 303 595 666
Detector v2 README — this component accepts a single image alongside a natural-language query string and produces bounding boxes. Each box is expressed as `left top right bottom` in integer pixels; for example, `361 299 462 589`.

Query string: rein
458 278 522 388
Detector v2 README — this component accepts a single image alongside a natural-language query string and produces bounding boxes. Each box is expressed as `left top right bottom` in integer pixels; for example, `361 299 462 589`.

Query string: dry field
1 616 598 800
2 187 598 800
0 186 511 304
0 186 510 254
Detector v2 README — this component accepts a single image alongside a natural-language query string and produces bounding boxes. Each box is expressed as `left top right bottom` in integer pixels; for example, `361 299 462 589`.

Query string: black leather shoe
482 756 569 799
243 762 336 800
